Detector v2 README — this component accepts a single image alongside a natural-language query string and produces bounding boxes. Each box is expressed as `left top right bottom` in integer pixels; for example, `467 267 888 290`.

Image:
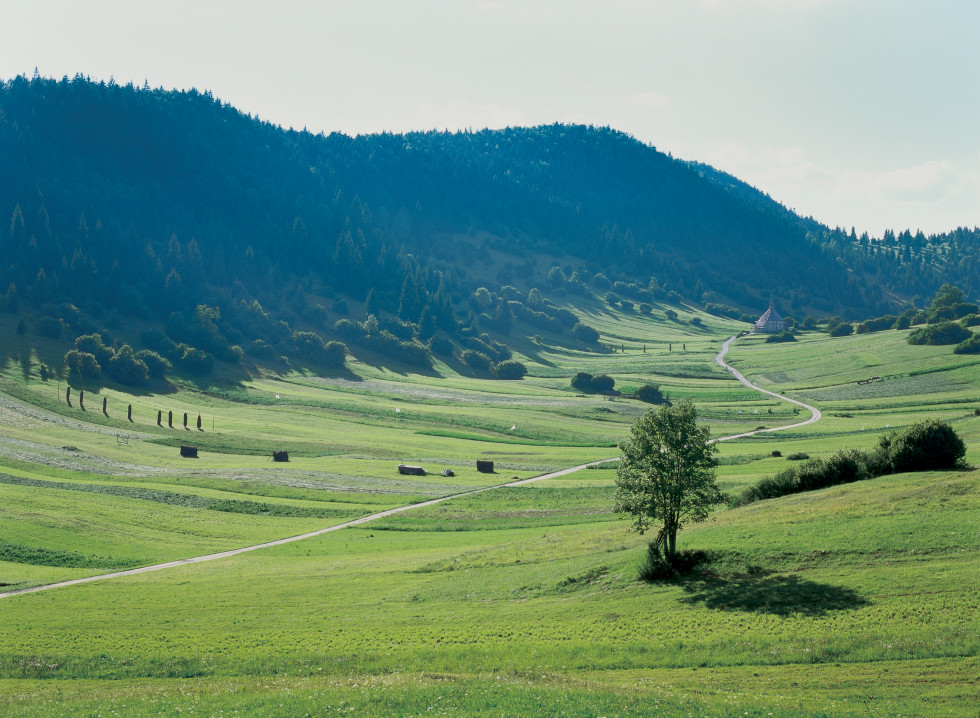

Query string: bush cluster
764 331 796 343
908 321 972 346
732 420 967 507
571 372 615 394
635 383 669 404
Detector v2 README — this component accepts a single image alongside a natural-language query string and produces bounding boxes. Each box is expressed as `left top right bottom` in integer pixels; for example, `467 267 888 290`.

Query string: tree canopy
614 398 723 560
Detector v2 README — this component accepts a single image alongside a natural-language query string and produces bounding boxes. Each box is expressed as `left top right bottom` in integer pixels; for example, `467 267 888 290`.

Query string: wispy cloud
834 160 979 204
628 91 671 111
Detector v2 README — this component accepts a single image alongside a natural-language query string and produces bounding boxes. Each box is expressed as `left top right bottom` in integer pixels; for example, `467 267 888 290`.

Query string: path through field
0 335 822 599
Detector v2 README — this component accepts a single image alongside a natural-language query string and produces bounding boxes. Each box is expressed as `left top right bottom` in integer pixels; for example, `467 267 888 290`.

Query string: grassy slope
1 307 978 715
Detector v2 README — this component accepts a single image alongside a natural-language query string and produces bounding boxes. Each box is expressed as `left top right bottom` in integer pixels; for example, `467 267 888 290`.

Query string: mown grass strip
415 429 615 447
0 473 365 519
0 540 142 570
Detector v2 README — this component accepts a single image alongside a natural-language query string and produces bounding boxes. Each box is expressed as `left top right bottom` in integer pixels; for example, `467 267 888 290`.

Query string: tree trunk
667 529 677 560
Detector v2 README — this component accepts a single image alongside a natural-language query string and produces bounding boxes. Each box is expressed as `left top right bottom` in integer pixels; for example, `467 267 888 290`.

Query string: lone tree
614 398 723 561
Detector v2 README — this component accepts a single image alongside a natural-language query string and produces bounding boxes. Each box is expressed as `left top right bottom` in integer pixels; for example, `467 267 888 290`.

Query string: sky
2 0 978 236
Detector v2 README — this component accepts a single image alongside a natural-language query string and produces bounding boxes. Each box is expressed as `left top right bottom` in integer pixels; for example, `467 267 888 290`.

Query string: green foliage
570 372 615 394
764 331 796 343
884 420 967 473
106 345 150 386
63 349 101 382
614 398 722 559
734 421 967 507
290 331 347 368
0 539 141 570
828 322 853 337
908 321 971 345
856 315 897 333
175 345 215 375
493 360 527 380
635 383 668 404
460 349 492 373
571 322 599 343
134 349 171 378
953 332 980 354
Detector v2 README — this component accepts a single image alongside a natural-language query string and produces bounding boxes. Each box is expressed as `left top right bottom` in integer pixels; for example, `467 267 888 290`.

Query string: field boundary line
0 334 820 600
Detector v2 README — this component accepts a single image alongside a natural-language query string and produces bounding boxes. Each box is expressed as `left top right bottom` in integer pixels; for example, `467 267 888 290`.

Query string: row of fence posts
64 386 203 430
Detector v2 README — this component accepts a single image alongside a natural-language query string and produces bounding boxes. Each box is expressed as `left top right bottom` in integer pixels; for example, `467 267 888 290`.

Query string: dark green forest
1 75 976 384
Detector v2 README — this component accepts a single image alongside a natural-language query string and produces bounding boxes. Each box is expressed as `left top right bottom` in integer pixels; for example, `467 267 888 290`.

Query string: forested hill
1 74 898 340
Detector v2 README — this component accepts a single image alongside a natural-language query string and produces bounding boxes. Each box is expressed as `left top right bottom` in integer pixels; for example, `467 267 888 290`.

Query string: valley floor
1 314 978 716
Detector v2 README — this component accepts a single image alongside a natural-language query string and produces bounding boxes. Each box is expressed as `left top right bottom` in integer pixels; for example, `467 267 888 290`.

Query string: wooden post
79 390 85 411
66 387 72 407
168 410 173 428
128 404 133 422
183 412 188 429
197 415 202 430
102 397 108 416
157 410 162 426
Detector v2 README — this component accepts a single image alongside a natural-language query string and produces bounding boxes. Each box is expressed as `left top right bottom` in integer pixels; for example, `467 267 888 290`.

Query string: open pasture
1 308 978 715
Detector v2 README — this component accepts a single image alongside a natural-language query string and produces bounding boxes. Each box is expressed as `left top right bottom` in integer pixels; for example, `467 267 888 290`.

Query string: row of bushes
732 420 967 507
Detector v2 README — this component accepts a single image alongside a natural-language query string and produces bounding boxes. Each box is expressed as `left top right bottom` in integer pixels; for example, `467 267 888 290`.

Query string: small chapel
752 297 786 333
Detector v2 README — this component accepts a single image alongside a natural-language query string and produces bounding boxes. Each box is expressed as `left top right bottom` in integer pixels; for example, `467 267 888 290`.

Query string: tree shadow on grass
678 571 870 616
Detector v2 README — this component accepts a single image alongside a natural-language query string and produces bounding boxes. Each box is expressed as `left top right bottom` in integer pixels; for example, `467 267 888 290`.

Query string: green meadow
0 305 977 716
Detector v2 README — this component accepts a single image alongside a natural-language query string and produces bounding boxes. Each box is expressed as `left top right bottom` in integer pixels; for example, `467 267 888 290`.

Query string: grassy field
1 305 977 715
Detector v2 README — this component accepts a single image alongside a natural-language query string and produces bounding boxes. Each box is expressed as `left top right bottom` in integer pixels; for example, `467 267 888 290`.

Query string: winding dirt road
0 335 821 600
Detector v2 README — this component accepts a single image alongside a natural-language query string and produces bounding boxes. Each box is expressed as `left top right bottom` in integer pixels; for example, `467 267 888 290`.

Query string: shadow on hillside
679 572 870 616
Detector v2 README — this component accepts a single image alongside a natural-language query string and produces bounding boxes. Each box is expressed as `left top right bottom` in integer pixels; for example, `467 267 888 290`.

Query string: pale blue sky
2 0 977 235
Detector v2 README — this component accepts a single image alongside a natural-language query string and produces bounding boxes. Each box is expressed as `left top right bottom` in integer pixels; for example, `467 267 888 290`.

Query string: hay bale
476 460 494 473
273 450 289 462
441 468 455 477
397 464 426 476
180 445 198 458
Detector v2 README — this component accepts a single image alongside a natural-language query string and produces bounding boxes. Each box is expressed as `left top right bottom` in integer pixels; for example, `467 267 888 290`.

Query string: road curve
1 334 820 600
711 334 822 441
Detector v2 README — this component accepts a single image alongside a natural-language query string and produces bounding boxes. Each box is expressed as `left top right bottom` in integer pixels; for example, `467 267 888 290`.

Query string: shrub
828 322 854 337
765 331 796 343
571 372 615 394
176 345 214 375
429 335 455 355
735 421 967 507
635 383 668 404
248 340 278 361
590 374 615 393
886 420 966 472
571 372 594 392
571 322 600 343
494 360 527 380
786 452 810 461
64 349 101 382
638 303 652 315
908 321 972 346
107 346 150 386
953 332 980 354
460 349 492 373
74 333 113 365
135 349 172 379
665 309 678 321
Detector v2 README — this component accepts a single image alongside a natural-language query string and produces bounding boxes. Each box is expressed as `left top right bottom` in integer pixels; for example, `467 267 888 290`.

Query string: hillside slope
0 75 887 326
